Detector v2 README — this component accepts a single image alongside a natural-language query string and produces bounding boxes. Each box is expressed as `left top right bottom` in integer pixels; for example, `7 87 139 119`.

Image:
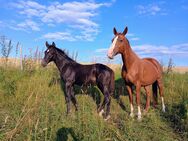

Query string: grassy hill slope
0 66 187 141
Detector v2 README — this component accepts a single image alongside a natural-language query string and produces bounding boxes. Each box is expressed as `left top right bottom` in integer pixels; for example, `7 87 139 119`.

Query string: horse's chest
122 70 137 84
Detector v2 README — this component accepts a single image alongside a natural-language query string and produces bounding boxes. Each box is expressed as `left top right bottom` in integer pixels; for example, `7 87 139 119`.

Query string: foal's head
41 41 57 67
107 26 128 59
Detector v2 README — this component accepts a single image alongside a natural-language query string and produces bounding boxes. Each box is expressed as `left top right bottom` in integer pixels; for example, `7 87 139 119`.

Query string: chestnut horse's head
107 26 128 59
41 41 56 67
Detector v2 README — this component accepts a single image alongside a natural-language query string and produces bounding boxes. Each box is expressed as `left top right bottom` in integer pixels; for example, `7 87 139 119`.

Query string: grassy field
0 65 187 141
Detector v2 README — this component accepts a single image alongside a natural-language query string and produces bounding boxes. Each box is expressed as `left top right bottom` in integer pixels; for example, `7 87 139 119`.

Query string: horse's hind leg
157 78 166 112
152 81 158 108
97 84 110 118
144 86 151 113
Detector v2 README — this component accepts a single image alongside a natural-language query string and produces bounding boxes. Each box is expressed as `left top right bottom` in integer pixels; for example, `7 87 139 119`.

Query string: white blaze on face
107 36 118 59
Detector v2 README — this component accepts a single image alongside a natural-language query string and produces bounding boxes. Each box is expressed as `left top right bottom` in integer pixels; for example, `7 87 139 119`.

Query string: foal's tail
152 81 158 107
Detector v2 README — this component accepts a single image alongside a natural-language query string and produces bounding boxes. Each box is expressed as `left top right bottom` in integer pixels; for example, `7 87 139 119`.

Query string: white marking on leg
161 97 166 112
130 104 134 117
99 109 104 117
107 36 118 58
138 106 142 120
104 115 111 121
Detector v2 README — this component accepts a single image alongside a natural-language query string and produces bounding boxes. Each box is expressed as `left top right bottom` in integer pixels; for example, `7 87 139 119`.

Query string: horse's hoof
99 109 104 117
162 107 166 112
143 109 148 115
130 113 134 118
104 115 111 121
137 115 142 121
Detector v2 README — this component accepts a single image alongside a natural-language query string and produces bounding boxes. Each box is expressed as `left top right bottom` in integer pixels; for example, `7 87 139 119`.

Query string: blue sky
0 0 188 66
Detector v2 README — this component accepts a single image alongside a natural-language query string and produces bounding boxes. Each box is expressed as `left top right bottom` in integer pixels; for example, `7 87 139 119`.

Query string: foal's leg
144 86 151 113
97 85 110 118
126 85 134 117
136 83 142 120
157 78 166 112
65 82 72 115
105 96 111 120
70 87 78 111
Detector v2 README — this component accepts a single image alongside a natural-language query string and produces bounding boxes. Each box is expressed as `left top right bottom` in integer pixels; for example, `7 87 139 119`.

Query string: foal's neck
122 41 139 71
53 49 76 72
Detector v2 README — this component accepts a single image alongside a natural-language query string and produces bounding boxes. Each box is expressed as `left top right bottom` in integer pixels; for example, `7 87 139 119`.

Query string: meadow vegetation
0 64 187 141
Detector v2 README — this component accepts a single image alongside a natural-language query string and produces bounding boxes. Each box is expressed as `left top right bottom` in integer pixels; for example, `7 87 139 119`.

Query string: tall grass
0 66 187 141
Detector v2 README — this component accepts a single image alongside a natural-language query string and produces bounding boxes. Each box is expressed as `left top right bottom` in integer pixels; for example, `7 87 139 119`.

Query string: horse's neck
122 44 140 71
53 51 75 72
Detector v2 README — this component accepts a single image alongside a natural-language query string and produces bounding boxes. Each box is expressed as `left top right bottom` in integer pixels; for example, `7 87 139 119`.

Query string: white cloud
42 26 99 41
127 33 140 41
95 48 108 53
42 32 76 41
95 43 188 57
132 43 188 57
11 19 40 31
136 3 166 16
10 0 113 41
130 37 140 41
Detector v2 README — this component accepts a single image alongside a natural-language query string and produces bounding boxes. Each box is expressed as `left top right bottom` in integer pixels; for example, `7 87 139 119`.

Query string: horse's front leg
65 82 72 115
136 83 141 120
126 85 134 117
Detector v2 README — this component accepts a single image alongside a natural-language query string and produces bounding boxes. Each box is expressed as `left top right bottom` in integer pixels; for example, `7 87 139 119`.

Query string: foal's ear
52 42 56 47
123 27 128 35
113 27 117 35
45 41 50 48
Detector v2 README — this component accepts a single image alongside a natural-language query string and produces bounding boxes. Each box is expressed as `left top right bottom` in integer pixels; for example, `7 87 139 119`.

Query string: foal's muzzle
41 59 47 67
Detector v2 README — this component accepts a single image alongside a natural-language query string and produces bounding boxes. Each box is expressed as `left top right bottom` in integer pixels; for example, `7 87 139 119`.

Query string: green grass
0 66 187 141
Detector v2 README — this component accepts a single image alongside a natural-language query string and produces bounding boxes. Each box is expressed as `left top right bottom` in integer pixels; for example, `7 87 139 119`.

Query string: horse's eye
119 39 123 42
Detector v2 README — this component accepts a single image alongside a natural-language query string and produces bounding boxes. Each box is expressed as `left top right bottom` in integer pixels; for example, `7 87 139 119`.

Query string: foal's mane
55 47 76 63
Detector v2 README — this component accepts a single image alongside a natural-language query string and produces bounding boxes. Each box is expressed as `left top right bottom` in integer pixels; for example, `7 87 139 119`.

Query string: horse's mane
125 38 130 45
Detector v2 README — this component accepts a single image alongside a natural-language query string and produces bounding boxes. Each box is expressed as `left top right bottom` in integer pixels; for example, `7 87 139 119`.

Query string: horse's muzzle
107 54 114 59
41 59 47 67
107 51 114 59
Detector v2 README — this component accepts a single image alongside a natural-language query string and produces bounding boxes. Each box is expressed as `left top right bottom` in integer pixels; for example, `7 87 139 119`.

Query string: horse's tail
109 71 115 97
152 81 158 107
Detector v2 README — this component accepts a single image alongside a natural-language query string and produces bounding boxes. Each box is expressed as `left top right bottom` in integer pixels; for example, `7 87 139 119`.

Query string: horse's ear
113 27 117 35
46 41 50 48
52 42 56 47
123 27 128 35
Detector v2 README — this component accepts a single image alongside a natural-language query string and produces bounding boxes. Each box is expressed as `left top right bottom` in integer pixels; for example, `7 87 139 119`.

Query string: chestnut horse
107 26 165 120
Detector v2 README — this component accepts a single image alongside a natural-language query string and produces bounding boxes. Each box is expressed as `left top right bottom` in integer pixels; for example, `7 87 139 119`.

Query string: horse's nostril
107 54 113 59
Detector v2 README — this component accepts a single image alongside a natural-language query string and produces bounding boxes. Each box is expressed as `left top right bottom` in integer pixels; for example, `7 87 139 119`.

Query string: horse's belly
141 67 158 85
